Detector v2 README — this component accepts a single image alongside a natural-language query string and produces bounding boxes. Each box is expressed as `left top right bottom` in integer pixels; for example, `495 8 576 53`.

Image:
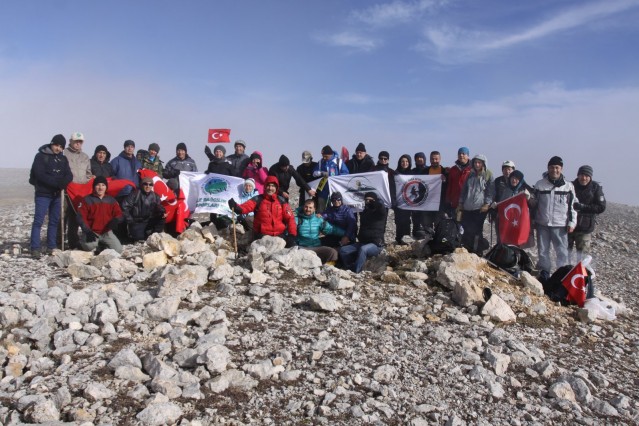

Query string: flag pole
231 211 238 259
60 190 65 252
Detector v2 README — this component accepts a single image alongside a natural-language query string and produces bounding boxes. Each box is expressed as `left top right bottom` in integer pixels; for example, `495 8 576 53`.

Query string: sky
1 0 638 205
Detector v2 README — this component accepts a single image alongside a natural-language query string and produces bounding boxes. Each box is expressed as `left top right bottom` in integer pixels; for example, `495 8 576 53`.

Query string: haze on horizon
1 0 638 205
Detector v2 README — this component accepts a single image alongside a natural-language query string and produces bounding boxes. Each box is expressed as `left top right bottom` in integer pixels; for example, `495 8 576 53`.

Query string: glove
85 232 98 243
479 204 490 213
573 202 583 211
285 235 297 248
107 218 120 231
228 198 242 214
204 145 213 159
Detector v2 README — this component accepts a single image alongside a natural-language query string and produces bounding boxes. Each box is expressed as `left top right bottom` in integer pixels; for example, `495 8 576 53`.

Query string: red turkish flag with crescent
138 169 189 233
66 178 137 207
497 192 530 245
561 262 588 307
208 128 231 143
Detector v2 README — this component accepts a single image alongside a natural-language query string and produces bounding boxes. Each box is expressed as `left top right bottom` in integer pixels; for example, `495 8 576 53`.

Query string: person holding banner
313 145 349 213
296 150 318 208
339 192 387 273
458 154 494 255
29 134 74 259
394 154 414 244
228 176 297 247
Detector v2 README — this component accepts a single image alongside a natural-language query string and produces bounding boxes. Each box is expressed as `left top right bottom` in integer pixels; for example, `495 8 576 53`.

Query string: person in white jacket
532 156 577 282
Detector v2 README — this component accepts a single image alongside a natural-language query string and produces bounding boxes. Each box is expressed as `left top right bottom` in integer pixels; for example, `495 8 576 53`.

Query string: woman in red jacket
228 176 297 247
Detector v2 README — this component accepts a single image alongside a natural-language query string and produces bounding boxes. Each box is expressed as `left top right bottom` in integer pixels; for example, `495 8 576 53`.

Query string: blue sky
1 0 638 204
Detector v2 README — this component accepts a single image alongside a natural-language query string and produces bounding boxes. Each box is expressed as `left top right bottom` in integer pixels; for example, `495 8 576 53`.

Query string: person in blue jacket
110 140 142 201
296 199 344 265
312 145 349 212
321 191 357 247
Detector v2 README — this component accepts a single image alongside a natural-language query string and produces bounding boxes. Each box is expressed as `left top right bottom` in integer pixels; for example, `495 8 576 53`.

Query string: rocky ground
0 181 637 425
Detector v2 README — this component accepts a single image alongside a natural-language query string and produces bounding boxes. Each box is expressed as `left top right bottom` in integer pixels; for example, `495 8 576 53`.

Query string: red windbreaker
237 176 297 236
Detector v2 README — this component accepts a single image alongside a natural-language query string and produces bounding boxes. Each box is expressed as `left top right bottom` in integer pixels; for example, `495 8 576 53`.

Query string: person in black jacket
346 143 375 174
569 165 606 262
338 192 387 273
205 145 234 176
268 155 315 203
90 145 114 178
121 177 167 241
29 134 74 258
296 150 318 207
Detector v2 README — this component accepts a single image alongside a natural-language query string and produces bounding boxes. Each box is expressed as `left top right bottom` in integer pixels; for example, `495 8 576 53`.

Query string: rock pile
0 199 637 425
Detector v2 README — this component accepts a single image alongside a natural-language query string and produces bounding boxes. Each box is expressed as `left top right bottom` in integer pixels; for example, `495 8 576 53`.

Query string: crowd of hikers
30 133 606 287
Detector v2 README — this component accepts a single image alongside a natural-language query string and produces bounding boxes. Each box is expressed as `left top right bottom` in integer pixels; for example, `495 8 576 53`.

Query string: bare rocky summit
0 186 637 424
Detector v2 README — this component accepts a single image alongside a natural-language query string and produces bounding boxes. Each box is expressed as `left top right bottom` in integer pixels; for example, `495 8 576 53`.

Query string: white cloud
419 0 639 63
351 0 445 27
314 31 380 51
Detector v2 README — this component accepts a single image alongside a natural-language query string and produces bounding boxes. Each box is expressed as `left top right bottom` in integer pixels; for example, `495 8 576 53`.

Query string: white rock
136 402 183 426
482 295 516 322
520 271 545 296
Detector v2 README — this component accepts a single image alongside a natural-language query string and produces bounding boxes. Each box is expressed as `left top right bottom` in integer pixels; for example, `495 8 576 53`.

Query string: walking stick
60 190 65 251
231 211 238 259
490 214 494 247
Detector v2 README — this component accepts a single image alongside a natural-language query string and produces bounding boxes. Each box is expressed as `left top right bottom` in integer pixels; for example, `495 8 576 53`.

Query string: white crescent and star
212 132 222 139
503 203 521 226
570 274 586 292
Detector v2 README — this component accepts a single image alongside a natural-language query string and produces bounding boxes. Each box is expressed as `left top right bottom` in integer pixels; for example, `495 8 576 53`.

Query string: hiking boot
31 249 41 259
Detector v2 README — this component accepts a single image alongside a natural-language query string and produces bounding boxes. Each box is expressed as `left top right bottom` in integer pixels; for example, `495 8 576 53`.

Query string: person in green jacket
296 199 344 265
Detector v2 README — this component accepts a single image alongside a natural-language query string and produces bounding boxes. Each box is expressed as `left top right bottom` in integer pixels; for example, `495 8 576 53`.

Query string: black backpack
542 265 593 305
428 218 462 254
485 243 534 276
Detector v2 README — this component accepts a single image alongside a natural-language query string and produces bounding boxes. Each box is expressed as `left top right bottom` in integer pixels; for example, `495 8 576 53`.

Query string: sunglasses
142 183 154 187
379 157 388 161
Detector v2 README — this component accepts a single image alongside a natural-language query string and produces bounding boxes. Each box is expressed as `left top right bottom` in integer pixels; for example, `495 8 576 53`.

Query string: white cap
502 160 515 168
70 132 84 141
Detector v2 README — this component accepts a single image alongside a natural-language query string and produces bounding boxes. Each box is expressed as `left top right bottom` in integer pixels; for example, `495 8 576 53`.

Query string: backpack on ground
485 243 534 276
542 264 594 305
428 218 462 254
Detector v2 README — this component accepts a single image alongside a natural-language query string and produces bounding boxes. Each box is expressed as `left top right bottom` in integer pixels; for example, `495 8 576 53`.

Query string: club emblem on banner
203 177 230 194
343 176 377 202
400 178 429 207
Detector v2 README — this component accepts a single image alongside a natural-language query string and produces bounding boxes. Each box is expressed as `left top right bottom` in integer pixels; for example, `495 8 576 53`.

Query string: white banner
394 174 442 211
327 171 392 212
179 172 245 214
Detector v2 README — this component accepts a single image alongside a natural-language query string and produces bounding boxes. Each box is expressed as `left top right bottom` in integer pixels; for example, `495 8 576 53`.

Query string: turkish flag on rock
497 192 530 245
562 262 588 307
208 128 231 143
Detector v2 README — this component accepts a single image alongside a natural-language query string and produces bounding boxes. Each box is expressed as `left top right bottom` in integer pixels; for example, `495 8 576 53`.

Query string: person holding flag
494 170 534 246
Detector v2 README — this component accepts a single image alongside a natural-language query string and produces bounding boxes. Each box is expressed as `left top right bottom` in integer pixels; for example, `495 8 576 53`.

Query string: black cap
93 176 108 189
124 140 135 148
50 134 66 149
176 142 187 153
330 191 343 201
548 156 563 167
355 142 366 152
378 151 390 159
577 165 593 177
94 145 108 155
364 192 378 201
278 155 290 167
148 143 160 153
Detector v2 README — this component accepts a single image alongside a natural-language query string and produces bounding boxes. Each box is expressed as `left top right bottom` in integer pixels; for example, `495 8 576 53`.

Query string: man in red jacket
228 176 297 247
77 176 124 253
445 147 472 218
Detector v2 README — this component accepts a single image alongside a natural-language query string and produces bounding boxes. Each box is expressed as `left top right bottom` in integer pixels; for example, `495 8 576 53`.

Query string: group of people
30 134 606 280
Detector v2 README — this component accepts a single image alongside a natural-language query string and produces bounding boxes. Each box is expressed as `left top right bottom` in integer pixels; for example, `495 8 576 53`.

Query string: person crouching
121 177 167 241
77 176 124 253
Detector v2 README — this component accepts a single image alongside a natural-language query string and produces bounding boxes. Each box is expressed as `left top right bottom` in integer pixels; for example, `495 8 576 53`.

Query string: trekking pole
60 190 65 251
231 211 238 259
490 214 494 247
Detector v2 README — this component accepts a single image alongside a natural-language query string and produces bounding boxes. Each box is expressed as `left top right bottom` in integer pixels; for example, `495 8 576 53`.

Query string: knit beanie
577 165 593 177
548 156 563 167
214 145 226 155
94 145 108 155
234 139 246 148
364 192 378 201
50 134 67 149
414 152 426 161
378 151 390 159
148 143 160 153
330 191 343 202
321 145 333 155
176 142 187 153
458 147 470 155
355 143 366 152
124 140 135 148
278 155 290 167
244 178 256 189
93 176 108 189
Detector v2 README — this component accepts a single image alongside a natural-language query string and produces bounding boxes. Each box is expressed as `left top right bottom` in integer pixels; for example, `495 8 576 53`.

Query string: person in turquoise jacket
296 199 344 265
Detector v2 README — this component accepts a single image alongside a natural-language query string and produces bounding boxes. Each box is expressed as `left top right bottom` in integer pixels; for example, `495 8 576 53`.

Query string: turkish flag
561 262 588 307
497 193 530 245
66 178 137 208
208 128 231 143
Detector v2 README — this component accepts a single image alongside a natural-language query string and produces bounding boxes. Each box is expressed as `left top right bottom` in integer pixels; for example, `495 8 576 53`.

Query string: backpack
428 218 462 254
485 243 534 276
542 265 594 305
29 154 50 185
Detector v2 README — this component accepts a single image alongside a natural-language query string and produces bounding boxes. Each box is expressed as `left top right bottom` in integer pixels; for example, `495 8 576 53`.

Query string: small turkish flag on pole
561 262 588 307
497 192 530 245
208 129 231 143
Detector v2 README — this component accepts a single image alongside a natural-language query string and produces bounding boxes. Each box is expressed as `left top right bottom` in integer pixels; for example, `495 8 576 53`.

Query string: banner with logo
328 171 391 212
179 172 244 214
394 174 442 211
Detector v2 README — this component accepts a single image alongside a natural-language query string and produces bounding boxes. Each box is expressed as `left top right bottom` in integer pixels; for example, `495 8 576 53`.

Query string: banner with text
179 172 244 214
394 174 442 211
327 171 392 212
